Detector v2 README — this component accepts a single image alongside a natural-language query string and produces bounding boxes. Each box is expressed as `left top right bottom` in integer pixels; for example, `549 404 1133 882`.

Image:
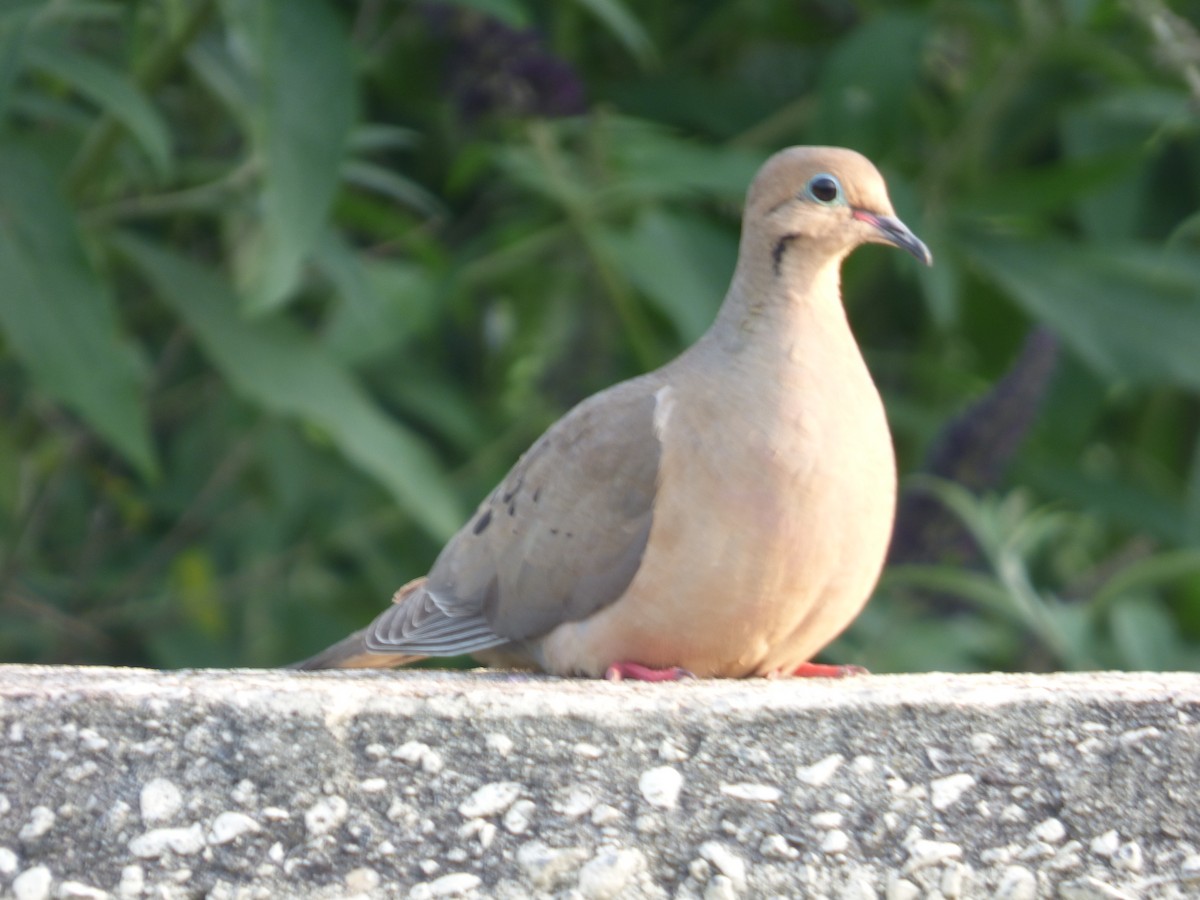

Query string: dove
293 146 931 680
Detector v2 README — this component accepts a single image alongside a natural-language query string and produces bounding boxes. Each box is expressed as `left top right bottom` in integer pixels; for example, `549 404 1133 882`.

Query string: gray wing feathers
363 583 508 656
358 379 663 657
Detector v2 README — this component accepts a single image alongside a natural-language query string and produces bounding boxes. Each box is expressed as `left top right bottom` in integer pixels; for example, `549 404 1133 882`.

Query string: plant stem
526 120 661 370
81 160 257 224
66 0 219 199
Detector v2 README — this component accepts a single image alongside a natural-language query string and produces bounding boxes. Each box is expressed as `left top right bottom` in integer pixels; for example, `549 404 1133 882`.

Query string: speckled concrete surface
0 668 1197 899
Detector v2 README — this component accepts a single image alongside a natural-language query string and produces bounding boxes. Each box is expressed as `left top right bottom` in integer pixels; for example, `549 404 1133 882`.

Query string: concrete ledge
0 668 1198 900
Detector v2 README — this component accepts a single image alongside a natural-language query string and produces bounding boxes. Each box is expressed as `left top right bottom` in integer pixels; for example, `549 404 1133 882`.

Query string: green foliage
0 145 154 477
0 0 1198 671
850 481 1200 672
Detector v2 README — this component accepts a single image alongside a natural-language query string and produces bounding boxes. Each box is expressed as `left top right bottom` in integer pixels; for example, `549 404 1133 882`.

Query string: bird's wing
361 377 664 657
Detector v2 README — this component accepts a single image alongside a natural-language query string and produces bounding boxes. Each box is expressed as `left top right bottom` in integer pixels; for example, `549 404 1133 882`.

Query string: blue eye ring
805 173 843 205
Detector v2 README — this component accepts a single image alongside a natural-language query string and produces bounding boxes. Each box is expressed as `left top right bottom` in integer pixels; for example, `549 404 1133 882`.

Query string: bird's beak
852 209 932 266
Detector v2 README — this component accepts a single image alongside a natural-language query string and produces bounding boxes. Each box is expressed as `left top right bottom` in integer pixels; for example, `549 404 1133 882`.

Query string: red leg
790 662 869 678
605 662 695 682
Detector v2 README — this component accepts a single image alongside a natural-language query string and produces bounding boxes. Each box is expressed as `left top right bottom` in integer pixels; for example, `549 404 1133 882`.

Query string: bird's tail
286 629 423 670
287 577 428 671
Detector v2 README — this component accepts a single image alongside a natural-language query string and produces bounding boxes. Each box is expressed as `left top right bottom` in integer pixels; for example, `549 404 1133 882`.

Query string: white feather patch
652 385 675 442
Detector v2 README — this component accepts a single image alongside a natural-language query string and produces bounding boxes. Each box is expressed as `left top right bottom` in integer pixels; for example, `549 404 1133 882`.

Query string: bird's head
743 146 932 275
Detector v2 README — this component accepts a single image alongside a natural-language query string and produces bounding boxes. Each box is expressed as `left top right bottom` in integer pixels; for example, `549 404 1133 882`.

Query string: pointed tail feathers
287 577 430 670
286 628 424 671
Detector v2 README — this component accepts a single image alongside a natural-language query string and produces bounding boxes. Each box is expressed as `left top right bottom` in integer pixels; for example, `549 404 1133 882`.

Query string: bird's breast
664 363 895 566
655 366 895 673
537 351 896 677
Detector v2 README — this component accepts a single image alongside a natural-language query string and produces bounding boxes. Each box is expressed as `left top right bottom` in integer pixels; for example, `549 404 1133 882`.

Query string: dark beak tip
885 228 932 268
877 214 932 267
853 209 931 266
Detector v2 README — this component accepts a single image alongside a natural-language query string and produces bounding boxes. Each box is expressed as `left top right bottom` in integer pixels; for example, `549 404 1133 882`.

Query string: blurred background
1 0 1199 672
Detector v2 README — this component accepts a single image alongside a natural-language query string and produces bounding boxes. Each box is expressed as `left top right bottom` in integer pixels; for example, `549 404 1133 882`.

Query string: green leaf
962 154 1142 222
0 0 43 24
841 601 1021 673
0 12 29 126
316 231 441 365
1109 594 1184 671
1092 549 1200 612
26 42 172 177
965 237 1200 388
114 234 465 540
915 222 960 328
349 123 421 154
602 209 733 342
227 0 355 312
386 379 488 453
23 1 124 25
1028 463 1185 544
1059 88 1195 242
606 120 765 202
1167 209 1200 253
341 160 446 218
497 119 764 210
568 0 656 67
0 144 154 475
184 34 254 126
812 11 927 150
881 565 1016 620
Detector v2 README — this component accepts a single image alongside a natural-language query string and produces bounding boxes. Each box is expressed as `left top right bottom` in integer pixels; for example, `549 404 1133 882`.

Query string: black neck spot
772 233 800 277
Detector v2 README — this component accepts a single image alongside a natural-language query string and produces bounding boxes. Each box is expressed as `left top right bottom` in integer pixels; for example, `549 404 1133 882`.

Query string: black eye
806 174 842 204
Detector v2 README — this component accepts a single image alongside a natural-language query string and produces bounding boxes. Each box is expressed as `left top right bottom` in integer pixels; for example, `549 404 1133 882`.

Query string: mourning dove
294 146 931 679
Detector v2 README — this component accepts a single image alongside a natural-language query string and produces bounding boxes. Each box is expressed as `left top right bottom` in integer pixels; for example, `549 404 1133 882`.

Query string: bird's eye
806 174 842 205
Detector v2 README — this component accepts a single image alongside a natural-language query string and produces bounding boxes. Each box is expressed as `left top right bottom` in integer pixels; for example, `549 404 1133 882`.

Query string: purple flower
425 6 588 120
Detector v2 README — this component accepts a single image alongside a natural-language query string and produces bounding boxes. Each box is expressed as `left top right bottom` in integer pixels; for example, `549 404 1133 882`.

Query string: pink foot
790 661 869 678
605 662 695 682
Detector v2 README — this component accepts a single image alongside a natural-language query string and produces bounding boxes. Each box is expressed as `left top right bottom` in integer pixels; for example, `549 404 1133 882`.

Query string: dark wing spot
472 508 493 535
501 474 524 505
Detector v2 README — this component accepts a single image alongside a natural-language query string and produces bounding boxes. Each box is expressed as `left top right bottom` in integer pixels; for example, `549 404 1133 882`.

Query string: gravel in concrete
0 667 1197 899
